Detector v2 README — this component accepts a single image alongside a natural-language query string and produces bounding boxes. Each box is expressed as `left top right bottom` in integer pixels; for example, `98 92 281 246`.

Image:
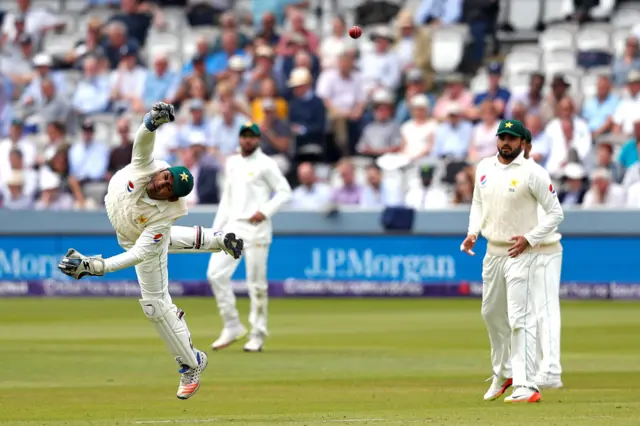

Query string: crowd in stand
0 0 640 211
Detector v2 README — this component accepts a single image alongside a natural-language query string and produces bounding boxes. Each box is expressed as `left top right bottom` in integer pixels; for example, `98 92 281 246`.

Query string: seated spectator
0 119 35 180
223 55 251 99
178 140 219 206
251 0 307 28
1 13 28 58
205 30 246 78
619 120 640 170
1 170 33 209
432 73 474 121
1 0 65 44
360 27 402 95
544 97 592 177
540 74 573 124
246 45 279 100
593 140 623 184
46 145 88 207
251 77 288 123
332 158 363 206
316 47 366 155
433 103 473 161
414 0 462 25
611 35 640 88
360 163 400 208
20 53 67 107
42 121 69 164
276 8 320 55
109 45 146 113
525 113 551 166
395 10 417 72
293 50 320 85
582 168 626 208
109 0 158 47
69 120 110 183
471 62 510 119
399 94 437 162
35 166 75 211
186 0 231 27
274 34 320 98
319 15 348 70
612 70 640 137
2 148 37 198
506 72 544 120
468 100 499 163
210 12 251 52
210 99 246 161
288 67 326 163
557 163 588 207
451 167 475 206
173 55 215 108
290 162 332 209
259 98 293 175
209 80 251 118
395 68 435 124
356 89 402 159
1 33 35 87
141 51 179 111
106 117 133 180
405 165 448 210
462 0 498 70
22 78 76 134
255 12 281 46
64 17 105 69
101 21 140 70
180 36 212 75
582 73 619 139
179 99 215 147
72 55 111 116
153 121 180 164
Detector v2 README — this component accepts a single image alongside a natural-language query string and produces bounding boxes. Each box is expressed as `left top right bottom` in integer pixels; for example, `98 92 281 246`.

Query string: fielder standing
523 129 564 389
460 119 564 403
207 122 292 352
57 103 244 400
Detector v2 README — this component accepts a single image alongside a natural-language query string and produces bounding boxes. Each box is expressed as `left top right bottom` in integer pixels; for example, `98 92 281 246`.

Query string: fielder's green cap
496 119 527 139
239 121 261 137
167 166 194 198
524 128 532 144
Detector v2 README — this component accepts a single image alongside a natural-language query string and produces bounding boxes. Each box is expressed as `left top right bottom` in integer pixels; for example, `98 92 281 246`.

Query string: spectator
35 166 75 211
186 0 231 27
462 0 499 70
611 35 640 88
225 55 251 98
1 171 33 210
206 30 246 77
109 44 146 114
209 99 246 161
0 73 13 138
152 120 180 164
290 162 332 209
0 119 35 180
433 103 473 160
255 12 281 46
211 12 251 52
360 26 402 95
209 80 251 118
179 99 215 147
582 168 626 208
510 101 527 124
23 78 76 133
405 165 448 210
178 139 219 206
1 13 27 58
395 10 417 72
506 72 544 120
540 74 572 124
472 62 510 118
619 120 640 170
0 33 34 86
1 0 64 44
316 47 366 156
258 98 293 175
106 117 133 180
246 45 279 100
20 53 67 107
451 167 475 206
251 0 307 28
288 67 326 163
612 70 640 137
432 73 474 121
275 34 320 97
69 120 110 183
582 73 619 139
414 0 462 25
180 36 212 75
173 54 215 107
525 113 551 166
395 68 434 124
46 145 88 207
276 7 320 55
102 21 140 70
2 148 37 198
360 163 400 208
142 51 179 111
64 17 104 69
544 97 592 177
251 77 288 123
319 15 348 70
468 100 499 163
332 158 363 206
356 89 402 159
42 121 69 163
557 163 588 207
398 94 437 162
593 140 623 184
72 55 111 116
109 0 156 47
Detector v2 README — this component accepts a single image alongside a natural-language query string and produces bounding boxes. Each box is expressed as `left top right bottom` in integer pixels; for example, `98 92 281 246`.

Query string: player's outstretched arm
524 165 564 247
131 102 175 170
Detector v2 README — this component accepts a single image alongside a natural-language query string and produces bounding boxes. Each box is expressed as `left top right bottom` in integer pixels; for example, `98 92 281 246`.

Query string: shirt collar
141 191 169 212
493 151 525 166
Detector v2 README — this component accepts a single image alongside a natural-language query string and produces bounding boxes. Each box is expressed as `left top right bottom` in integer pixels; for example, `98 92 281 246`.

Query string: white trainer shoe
535 374 563 389
211 324 248 350
504 386 542 403
243 334 265 352
483 375 513 401
176 350 208 400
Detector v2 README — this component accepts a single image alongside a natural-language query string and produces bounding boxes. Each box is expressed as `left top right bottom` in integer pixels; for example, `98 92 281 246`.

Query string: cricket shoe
176 350 208 400
243 334 265 352
221 232 244 259
535 374 563 389
504 386 542 403
483 375 513 401
211 324 248 350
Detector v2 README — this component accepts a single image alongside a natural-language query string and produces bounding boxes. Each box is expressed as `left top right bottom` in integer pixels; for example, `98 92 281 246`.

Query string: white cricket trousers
207 244 270 337
532 252 563 380
481 252 538 390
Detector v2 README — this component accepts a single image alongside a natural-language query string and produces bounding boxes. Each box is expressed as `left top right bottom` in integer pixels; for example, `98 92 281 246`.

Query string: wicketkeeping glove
144 102 175 131
58 248 106 280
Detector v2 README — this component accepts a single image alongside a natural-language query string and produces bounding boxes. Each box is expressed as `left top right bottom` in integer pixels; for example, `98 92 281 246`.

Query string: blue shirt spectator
473 63 511 118
72 56 111 115
142 53 179 109
179 100 216 147
205 31 245 76
611 36 640 87
288 69 326 160
69 121 110 181
582 77 620 134
210 103 247 157
619 138 639 169
433 111 473 160
414 0 462 25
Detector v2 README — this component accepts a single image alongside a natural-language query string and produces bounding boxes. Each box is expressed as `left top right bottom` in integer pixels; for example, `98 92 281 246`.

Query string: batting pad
139 298 199 368
168 226 224 254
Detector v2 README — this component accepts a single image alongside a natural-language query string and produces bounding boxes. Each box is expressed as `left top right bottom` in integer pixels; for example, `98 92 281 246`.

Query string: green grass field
0 298 639 426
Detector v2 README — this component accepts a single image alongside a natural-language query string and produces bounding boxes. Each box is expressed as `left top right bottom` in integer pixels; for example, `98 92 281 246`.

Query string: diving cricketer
460 119 564 403
523 129 564 389
57 103 244 400
207 122 292 353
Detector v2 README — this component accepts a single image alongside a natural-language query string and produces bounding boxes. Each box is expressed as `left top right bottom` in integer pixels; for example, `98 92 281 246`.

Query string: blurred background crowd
1 0 640 211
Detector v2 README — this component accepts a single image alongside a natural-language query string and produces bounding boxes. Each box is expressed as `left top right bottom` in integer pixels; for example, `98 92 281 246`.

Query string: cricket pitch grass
0 298 638 426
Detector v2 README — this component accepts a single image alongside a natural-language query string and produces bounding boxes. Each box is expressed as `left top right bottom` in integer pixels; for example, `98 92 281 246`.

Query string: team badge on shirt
509 179 517 192
549 184 556 195
126 181 134 193
480 175 487 187
153 234 163 244
136 215 148 225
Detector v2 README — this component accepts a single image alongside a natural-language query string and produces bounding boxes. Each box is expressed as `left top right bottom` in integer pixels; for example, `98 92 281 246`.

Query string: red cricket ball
349 26 362 39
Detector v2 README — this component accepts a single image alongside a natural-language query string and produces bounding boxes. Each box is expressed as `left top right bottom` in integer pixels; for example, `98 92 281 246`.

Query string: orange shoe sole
505 391 542 403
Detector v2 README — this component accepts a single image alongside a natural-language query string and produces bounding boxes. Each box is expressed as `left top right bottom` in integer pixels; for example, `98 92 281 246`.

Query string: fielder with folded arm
57 103 244 401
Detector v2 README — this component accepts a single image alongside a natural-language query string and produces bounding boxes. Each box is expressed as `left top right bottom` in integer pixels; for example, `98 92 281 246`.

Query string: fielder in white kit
523 129 564 389
460 119 564 403
57 103 244 400
207 122 292 352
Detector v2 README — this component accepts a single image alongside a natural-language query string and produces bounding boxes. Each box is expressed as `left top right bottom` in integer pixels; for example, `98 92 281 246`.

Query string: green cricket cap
524 128 532 144
496 119 527 139
168 166 194 198
239 121 261 137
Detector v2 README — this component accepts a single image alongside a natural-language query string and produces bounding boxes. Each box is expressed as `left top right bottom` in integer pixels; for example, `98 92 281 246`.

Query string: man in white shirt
1 0 64 44
56 103 244 400
404 165 448 210
359 26 402 95
109 45 147 114
523 129 564 389
582 168 626 208
290 162 332 209
207 122 292 352
461 119 564 403
612 70 640 137
0 119 36 181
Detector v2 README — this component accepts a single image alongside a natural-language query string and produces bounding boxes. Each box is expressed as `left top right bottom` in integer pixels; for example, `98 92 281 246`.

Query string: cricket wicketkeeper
57 103 244 400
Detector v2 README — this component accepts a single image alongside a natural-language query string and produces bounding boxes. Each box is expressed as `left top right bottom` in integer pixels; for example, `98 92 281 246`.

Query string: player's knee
207 265 223 282
480 302 496 322
247 282 268 300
